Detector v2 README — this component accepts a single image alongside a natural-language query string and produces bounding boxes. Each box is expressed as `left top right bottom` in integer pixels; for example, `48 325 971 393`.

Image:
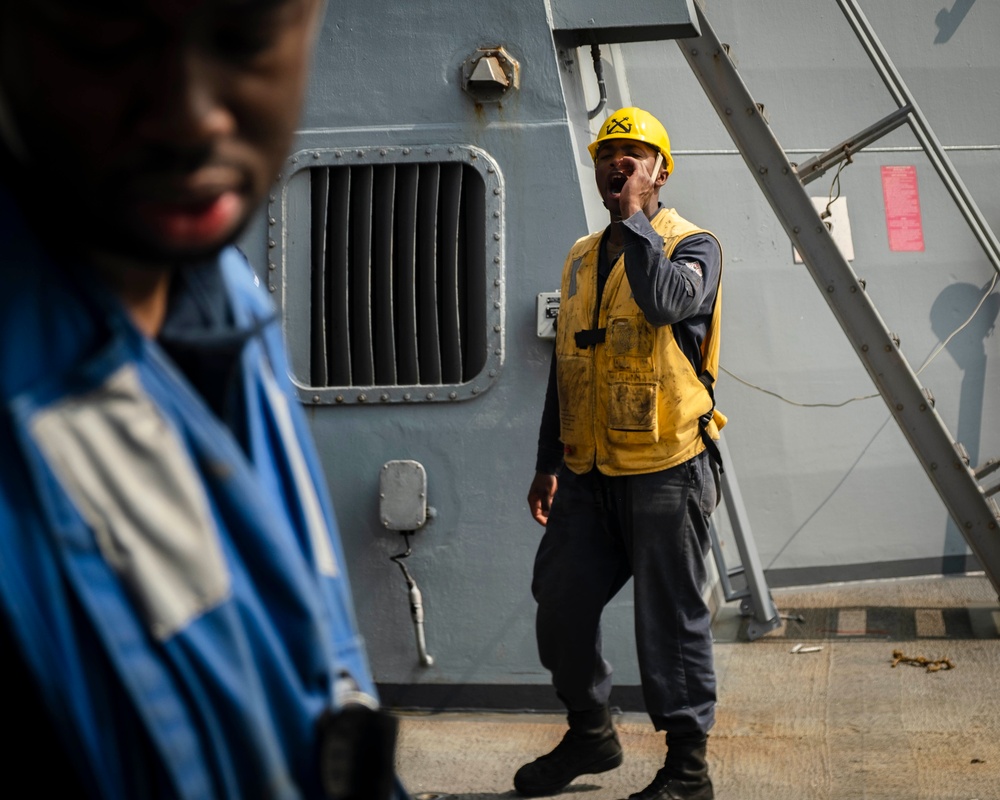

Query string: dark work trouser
531 450 718 735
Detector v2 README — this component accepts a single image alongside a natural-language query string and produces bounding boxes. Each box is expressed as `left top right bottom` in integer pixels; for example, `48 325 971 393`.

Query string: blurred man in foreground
0 2 399 797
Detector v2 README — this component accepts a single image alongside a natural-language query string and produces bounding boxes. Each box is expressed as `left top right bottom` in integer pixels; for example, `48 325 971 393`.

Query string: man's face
0 0 324 264
593 138 662 217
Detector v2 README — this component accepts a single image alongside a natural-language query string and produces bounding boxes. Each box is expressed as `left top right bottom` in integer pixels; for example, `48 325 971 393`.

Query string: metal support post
796 105 912 186
710 436 781 640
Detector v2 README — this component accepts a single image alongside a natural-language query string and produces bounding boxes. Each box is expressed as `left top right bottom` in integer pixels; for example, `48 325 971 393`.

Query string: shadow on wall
929 279 999 571
935 0 976 44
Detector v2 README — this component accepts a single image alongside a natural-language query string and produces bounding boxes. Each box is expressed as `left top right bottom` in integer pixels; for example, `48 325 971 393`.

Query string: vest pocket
604 314 659 443
608 316 654 358
607 381 659 442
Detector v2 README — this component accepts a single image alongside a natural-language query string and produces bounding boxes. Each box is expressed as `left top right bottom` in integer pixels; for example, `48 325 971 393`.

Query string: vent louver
270 145 504 404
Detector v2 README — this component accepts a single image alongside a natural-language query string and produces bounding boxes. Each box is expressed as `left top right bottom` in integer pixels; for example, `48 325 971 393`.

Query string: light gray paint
242 0 1000 690
30 365 230 641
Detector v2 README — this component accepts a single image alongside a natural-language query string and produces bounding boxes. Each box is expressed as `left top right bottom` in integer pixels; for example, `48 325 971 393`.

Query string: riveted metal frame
268 144 506 406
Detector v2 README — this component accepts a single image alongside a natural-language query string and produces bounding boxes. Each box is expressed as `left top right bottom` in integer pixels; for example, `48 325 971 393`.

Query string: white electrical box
536 291 561 339
794 196 855 263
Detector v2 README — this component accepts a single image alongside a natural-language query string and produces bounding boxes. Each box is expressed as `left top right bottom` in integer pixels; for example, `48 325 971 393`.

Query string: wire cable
719 365 878 407
586 44 607 121
915 272 999 375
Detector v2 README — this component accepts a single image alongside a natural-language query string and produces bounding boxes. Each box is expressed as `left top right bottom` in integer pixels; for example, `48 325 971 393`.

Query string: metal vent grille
271 145 504 404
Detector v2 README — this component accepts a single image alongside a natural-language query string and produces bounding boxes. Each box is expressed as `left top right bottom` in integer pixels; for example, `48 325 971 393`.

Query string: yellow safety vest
556 207 726 476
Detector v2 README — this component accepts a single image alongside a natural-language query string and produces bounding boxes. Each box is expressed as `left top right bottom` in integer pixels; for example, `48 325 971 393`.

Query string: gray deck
395 575 1000 800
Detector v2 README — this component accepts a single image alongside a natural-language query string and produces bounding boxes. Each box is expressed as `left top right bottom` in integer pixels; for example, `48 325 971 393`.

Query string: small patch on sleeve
680 260 703 277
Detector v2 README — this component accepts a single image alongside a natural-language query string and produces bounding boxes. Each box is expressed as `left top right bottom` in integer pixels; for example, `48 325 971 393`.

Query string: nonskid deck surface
395 575 1000 800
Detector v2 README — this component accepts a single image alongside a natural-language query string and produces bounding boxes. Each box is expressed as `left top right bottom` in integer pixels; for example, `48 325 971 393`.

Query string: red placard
881 165 925 252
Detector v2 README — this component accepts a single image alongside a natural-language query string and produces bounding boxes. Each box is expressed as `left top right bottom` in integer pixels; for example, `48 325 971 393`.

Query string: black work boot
513 706 624 796
625 732 713 800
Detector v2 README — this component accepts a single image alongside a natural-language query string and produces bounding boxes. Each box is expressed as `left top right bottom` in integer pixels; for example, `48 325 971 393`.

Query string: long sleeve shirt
535 208 722 475
0 182 385 798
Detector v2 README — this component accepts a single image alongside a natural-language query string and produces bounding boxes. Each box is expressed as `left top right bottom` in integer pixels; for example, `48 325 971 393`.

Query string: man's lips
134 190 245 250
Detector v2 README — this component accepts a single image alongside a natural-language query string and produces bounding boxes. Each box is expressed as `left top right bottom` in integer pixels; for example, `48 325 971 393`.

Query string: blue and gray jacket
0 187 382 799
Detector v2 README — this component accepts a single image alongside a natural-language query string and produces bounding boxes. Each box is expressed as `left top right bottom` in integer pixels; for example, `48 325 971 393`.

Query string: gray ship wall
240 0 1000 705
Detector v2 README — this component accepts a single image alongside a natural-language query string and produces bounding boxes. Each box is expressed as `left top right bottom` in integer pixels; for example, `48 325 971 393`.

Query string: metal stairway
678 0 1000 597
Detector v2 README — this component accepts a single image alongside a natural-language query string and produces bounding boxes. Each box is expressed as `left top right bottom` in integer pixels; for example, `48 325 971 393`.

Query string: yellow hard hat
587 107 674 176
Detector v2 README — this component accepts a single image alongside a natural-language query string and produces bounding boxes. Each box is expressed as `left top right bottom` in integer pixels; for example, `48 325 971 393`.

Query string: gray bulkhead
240 0 1000 702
